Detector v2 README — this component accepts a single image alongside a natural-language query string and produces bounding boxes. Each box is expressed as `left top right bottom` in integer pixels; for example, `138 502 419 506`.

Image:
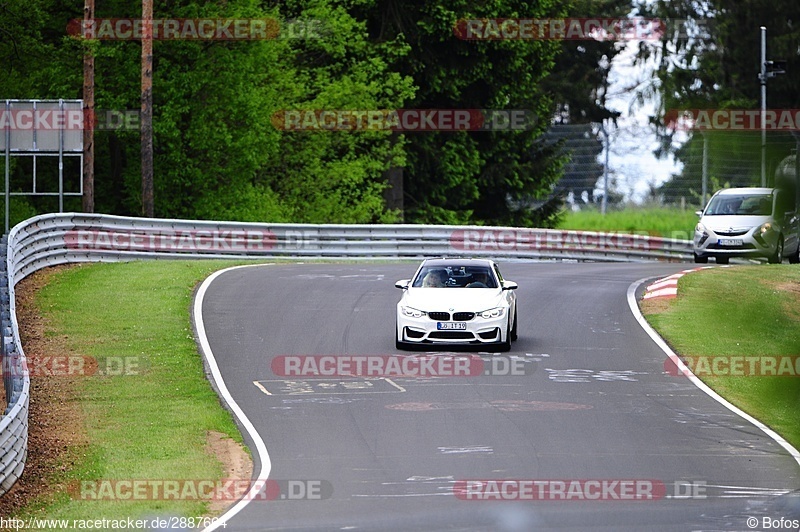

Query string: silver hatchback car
693 187 800 264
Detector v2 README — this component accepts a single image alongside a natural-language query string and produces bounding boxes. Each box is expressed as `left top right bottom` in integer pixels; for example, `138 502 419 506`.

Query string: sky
596 40 687 204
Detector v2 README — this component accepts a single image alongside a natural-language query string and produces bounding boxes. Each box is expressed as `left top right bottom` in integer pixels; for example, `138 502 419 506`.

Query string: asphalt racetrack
196 262 800 531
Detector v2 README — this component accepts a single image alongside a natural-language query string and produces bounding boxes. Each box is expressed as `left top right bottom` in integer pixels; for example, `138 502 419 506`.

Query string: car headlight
757 222 773 235
401 306 426 318
478 307 505 319
695 222 707 234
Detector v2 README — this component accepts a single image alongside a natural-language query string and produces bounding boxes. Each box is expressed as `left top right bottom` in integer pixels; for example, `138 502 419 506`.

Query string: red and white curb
642 265 730 300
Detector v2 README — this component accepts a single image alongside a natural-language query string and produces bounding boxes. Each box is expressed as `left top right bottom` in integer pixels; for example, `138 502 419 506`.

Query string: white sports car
394 258 518 351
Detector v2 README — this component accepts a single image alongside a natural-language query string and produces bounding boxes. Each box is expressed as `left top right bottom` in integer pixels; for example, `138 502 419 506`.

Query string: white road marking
194 264 274 532
437 445 493 454
627 277 800 469
253 380 271 395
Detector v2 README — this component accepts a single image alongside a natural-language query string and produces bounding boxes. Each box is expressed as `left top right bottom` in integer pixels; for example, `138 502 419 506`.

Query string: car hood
700 215 771 232
401 288 505 311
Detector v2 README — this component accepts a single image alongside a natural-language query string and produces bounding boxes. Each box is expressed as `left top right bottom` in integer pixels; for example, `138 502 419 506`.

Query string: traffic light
765 60 787 77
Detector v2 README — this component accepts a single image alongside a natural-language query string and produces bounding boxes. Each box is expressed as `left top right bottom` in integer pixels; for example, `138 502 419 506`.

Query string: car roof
421 258 495 268
715 187 774 196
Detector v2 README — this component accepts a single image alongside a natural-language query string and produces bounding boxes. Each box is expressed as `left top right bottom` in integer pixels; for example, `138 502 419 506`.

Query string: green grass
558 207 699 239
644 265 800 450
12 260 259 524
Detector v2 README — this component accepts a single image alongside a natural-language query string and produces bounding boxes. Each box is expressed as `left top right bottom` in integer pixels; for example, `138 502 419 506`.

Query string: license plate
437 322 467 330
718 239 743 246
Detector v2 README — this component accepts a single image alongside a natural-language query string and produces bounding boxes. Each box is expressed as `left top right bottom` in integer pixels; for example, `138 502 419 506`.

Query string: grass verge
642 265 800 450
558 207 698 238
7 260 258 525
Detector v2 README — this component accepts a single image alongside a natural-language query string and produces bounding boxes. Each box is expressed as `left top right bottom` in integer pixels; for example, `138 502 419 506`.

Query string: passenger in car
466 271 490 288
422 270 448 287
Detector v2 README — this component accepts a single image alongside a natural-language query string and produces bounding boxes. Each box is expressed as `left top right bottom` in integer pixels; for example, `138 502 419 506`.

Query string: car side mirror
502 281 518 291
695 210 703 217
395 279 410 290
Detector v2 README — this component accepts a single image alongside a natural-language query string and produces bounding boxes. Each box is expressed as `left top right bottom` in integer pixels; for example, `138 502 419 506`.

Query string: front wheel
495 322 511 352
788 242 800 264
694 253 708 264
768 237 784 264
510 308 518 341
395 321 407 350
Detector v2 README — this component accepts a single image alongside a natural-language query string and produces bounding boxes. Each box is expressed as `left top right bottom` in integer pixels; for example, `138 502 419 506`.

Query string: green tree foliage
0 0 619 227
356 0 570 226
544 0 630 124
638 0 800 198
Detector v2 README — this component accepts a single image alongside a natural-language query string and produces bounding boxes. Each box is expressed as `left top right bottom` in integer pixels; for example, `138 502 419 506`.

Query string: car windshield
412 265 498 288
704 193 773 216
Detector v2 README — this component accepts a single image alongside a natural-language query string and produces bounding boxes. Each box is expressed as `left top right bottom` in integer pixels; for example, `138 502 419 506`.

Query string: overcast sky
596 35 688 203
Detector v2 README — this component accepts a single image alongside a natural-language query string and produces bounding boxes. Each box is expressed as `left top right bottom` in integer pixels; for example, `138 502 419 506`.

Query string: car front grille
707 243 756 250
714 229 749 236
428 331 474 340
428 311 475 321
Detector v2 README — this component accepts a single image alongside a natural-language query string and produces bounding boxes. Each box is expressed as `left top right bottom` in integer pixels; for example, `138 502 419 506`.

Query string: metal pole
58 100 64 213
795 135 800 211
702 132 708 206
760 26 767 187
82 0 95 213
4 101 9 233
601 121 609 215
141 0 154 217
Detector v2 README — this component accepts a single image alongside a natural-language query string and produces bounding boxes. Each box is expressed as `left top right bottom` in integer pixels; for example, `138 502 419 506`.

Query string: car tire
768 236 784 264
395 322 407 351
510 308 518 341
693 253 708 264
788 242 800 264
496 323 511 352
715 256 729 265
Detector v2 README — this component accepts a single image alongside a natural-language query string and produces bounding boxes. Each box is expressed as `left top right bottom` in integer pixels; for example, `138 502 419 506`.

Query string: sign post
1 99 84 232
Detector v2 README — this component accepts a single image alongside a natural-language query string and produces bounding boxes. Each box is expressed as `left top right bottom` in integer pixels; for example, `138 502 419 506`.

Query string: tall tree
356 0 570 227
638 0 800 197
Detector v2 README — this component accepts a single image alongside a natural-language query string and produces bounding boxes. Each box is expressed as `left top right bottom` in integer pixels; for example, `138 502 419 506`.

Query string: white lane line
253 381 272 395
195 264 273 532
627 277 800 469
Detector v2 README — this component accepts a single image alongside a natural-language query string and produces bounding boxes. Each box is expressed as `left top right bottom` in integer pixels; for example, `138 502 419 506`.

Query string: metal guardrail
0 212 692 495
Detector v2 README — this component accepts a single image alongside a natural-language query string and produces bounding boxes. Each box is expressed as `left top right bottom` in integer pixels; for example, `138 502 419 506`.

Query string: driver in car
466 270 490 288
422 269 448 287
